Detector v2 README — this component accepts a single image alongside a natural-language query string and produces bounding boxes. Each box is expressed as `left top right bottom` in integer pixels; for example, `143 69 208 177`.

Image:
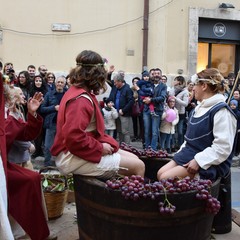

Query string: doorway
197 42 236 78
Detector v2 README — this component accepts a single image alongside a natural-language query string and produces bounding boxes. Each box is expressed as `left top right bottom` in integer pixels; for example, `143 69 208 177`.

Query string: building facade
1 0 240 81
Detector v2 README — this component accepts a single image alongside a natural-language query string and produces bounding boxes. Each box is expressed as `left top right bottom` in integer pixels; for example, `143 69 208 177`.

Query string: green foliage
67 175 74 191
42 174 67 193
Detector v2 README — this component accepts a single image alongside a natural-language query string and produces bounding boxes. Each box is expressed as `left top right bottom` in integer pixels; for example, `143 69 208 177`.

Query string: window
197 42 236 77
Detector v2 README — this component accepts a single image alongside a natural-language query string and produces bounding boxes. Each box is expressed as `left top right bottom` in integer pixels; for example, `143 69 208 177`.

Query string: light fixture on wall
219 3 235 9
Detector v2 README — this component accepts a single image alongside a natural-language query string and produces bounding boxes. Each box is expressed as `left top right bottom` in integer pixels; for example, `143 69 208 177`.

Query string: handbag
132 101 141 116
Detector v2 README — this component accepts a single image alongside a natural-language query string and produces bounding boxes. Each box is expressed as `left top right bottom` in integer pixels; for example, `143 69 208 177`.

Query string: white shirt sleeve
0 155 14 240
195 108 237 170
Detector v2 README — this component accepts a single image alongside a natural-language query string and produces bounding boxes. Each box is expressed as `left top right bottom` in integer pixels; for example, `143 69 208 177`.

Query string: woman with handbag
131 77 143 142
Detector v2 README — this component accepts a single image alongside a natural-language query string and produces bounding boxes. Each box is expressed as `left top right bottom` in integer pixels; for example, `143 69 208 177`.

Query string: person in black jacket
108 72 134 144
30 75 48 159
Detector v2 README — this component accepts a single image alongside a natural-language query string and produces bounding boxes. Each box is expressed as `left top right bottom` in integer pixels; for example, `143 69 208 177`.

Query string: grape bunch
158 201 176 215
119 142 145 157
106 175 220 215
195 181 221 215
106 175 145 201
144 147 168 158
120 142 168 158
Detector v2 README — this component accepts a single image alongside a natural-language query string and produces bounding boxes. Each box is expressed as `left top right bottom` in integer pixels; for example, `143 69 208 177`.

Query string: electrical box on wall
126 49 134 56
51 23 71 32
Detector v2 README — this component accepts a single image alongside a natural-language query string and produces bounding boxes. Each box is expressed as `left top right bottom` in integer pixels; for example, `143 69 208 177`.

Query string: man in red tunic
51 50 145 178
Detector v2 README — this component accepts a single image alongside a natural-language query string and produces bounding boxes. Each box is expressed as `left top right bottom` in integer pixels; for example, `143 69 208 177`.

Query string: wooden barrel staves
73 175 220 240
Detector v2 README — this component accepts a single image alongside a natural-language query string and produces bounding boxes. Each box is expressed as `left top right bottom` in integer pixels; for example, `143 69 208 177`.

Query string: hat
142 71 149 77
167 96 175 103
230 99 238 107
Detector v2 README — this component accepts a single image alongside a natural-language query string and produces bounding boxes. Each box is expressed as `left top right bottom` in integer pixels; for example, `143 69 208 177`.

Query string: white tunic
0 155 14 240
181 94 237 170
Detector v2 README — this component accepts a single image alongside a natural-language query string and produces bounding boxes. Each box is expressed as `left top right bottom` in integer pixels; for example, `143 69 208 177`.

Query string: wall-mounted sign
213 22 226 37
199 18 240 41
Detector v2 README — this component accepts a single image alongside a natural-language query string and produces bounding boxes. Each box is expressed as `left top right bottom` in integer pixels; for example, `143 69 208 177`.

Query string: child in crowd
230 99 239 113
102 99 118 137
160 96 179 153
230 99 240 122
137 71 158 116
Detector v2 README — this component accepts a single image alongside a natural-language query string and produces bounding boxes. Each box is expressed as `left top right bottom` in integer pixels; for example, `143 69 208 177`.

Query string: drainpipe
142 0 149 71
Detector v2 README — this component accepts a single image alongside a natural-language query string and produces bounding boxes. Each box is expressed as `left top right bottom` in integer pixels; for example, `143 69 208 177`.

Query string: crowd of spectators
1 55 240 240
2 60 240 162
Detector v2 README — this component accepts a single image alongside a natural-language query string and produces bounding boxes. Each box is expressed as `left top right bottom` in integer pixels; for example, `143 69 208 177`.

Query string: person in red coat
0 73 14 239
1 73 57 240
51 50 145 178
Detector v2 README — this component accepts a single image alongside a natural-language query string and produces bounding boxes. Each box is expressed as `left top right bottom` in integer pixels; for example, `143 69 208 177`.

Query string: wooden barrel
140 157 171 180
73 175 220 240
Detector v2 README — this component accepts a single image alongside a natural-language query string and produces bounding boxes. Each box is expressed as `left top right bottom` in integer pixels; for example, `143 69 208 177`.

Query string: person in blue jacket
135 68 167 150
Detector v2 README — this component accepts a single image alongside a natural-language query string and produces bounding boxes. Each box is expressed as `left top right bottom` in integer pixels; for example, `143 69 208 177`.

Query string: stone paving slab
48 203 78 240
232 209 240 227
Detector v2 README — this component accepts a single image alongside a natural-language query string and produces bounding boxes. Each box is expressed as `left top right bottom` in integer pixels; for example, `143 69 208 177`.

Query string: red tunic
0 74 7 172
6 115 50 240
51 86 119 163
0 74 49 240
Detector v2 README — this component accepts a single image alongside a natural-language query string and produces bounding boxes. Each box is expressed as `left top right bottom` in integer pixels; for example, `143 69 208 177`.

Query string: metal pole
142 0 149 71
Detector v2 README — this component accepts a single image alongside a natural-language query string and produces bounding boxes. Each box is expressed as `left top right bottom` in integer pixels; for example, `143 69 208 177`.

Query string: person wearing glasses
157 68 237 181
45 72 56 92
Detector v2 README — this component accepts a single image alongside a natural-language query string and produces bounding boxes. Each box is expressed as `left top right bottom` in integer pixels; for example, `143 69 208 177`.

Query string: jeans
105 129 114 137
176 115 185 147
44 125 56 166
143 110 162 150
160 132 172 150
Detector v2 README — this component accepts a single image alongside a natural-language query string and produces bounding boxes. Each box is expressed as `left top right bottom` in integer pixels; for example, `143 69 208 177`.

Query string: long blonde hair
4 84 25 119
